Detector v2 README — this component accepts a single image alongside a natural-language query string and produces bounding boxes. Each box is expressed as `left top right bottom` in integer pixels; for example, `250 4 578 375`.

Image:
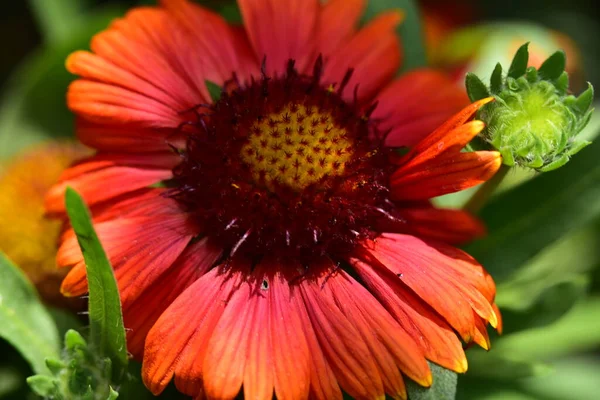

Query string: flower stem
463 164 511 214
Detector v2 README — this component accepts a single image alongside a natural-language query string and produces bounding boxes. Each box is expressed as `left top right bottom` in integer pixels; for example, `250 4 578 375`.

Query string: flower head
46 1 502 399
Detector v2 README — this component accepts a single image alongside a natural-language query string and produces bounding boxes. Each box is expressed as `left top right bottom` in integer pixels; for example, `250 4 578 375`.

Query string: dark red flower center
172 60 400 260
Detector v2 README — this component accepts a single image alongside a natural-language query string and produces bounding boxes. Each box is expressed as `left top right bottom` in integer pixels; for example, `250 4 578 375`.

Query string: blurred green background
1 1 600 399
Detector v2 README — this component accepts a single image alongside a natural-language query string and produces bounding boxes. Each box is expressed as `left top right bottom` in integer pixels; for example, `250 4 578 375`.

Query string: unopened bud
466 43 593 171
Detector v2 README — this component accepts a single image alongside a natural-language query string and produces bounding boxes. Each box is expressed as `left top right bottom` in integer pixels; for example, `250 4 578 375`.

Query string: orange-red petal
350 257 468 373
160 0 259 83
315 0 366 57
323 11 403 103
359 234 498 342
238 0 319 75
373 69 469 148
299 265 385 400
391 150 502 200
399 206 486 244
142 266 244 395
124 238 223 358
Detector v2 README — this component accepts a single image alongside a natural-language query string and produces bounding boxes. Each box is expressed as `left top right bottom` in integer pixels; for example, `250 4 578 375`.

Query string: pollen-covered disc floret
173 60 396 258
240 103 354 192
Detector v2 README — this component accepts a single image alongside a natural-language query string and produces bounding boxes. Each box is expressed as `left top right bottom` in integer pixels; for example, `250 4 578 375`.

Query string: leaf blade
0 253 60 374
65 188 128 381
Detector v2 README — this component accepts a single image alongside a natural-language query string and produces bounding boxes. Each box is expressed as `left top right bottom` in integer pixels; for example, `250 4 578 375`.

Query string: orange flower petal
323 11 403 103
142 266 243 395
76 120 182 153
238 0 319 75
350 257 468 373
59 214 195 303
58 152 180 181
45 165 172 214
399 206 485 244
362 234 498 338
299 266 385 400
67 80 186 127
315 0 366 57
326 267 432 390
160 0 259 83
202 266 264 400
123 238 223 358
391 150 502 200
267 264 311 400
399 97 494 167
298 296 343 400
373 69 469 148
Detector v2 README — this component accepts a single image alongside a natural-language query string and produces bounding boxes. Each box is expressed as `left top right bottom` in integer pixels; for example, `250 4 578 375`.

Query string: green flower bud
466 43 594 172
28 330 117 400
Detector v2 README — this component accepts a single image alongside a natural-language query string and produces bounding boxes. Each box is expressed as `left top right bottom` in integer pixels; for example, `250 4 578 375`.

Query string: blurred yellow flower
0 142 87 307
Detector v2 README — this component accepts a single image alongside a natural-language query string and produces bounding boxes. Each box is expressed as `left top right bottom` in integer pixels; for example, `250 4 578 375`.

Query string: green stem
463 164 511 214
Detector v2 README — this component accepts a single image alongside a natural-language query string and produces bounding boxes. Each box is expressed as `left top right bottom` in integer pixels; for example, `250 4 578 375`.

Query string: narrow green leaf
407 363 457 400
465 73 490 102
466 137 600 282
508 43 529 79
490 63 503 93
537 50 566 81
65 188 128 381
206 80 223 103
362 0 426 73
0 252 60 374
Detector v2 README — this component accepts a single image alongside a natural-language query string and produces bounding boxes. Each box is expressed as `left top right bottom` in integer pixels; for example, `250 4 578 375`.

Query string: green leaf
407 363 457 400
465 73 490 102
28 0 90 44
465 138 600 282
65 188 128 382
490 63 503 93
362 0 426 73
0 253 60 375
537 50 566 81
206 80 223 103
508 43 529 79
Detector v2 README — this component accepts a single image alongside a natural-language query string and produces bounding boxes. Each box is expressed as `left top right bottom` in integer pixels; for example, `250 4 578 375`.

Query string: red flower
46 1 502 399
